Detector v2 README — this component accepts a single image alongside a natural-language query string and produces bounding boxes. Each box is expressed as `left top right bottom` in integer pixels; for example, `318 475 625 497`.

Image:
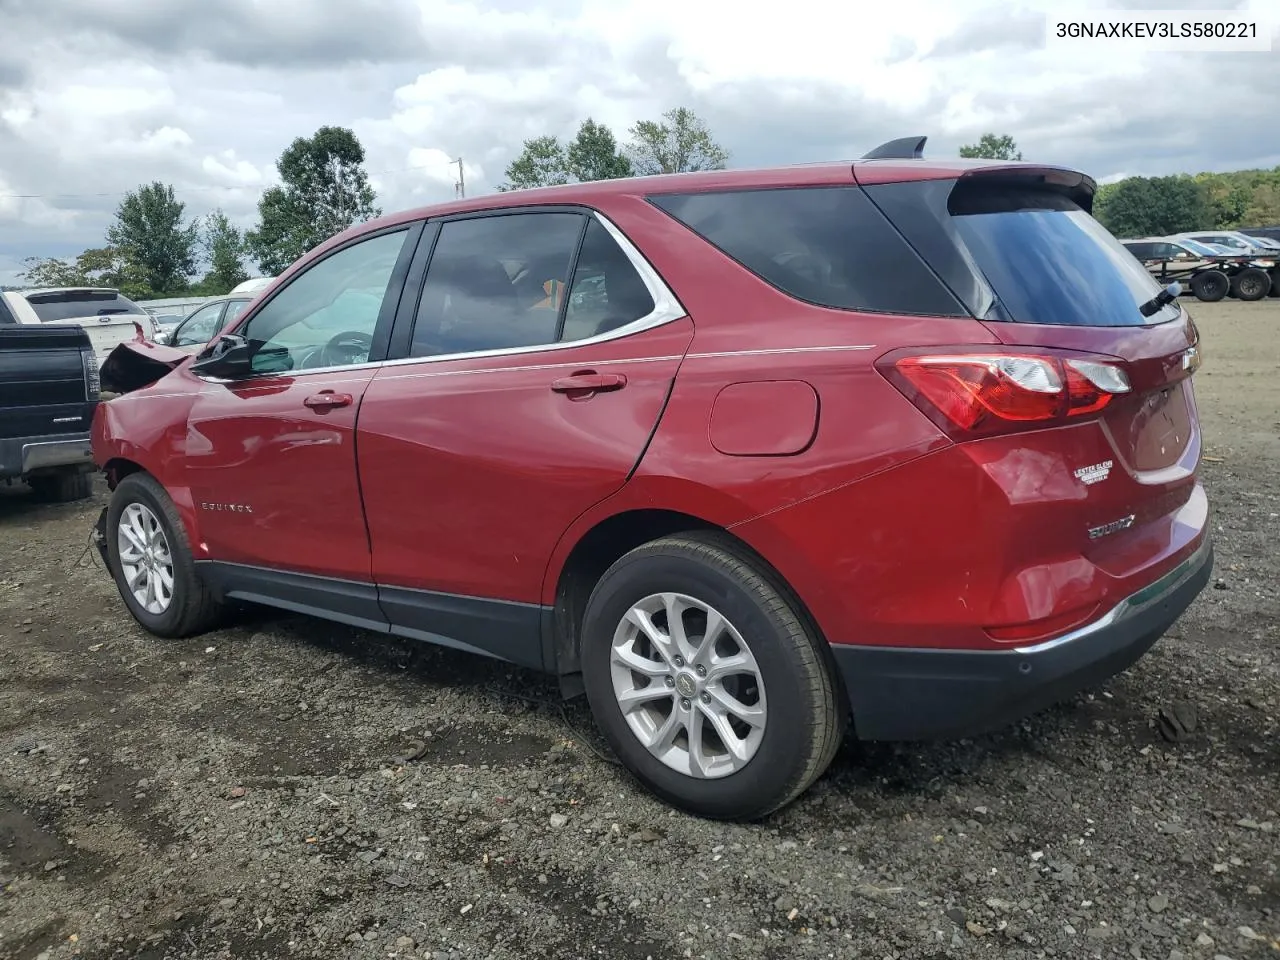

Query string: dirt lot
1 299 1277 960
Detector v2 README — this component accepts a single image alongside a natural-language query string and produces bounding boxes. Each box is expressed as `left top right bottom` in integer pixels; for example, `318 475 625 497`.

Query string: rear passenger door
356 208 693 667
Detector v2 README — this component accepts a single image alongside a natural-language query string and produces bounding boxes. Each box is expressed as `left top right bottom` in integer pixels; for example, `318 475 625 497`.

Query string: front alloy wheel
610 592 767 779
117 502 175 615
106 472 223 638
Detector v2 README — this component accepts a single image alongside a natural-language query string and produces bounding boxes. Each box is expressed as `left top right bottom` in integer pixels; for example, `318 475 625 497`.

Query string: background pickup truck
0 299 100 502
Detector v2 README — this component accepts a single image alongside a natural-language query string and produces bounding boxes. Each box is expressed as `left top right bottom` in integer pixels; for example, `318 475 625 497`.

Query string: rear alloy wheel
1189 270 1229 302
106 472 223 638
581 533 844 820
1231 267 1272 302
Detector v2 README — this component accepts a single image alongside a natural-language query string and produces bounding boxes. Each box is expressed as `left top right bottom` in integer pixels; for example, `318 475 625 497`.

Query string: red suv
92 137 1212 820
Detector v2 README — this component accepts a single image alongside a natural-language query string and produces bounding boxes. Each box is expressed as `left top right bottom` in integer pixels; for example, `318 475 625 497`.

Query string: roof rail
861 135 927 160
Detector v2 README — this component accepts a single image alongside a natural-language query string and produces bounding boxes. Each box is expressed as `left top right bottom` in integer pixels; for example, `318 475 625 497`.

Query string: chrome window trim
194 210 687 384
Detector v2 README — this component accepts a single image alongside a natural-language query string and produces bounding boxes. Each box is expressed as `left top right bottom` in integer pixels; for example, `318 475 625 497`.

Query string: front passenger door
183 224 421 587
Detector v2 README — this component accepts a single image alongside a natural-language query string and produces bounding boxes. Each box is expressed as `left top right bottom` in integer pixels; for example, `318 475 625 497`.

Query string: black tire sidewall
1192 271 1228 301
581 544 821 819
1234 269 1269 301
106 475 195 636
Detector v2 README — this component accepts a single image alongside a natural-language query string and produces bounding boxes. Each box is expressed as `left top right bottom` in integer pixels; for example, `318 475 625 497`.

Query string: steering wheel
317 330 374 368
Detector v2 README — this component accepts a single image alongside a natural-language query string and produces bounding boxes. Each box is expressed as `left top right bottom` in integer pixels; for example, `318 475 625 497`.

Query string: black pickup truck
0 297 100 501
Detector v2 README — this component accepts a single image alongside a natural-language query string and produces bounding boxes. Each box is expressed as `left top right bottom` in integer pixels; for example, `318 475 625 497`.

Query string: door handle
303 391 353 410
550 372 627 394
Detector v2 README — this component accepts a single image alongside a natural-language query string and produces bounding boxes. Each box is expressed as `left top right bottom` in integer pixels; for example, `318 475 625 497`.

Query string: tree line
19 107 730 301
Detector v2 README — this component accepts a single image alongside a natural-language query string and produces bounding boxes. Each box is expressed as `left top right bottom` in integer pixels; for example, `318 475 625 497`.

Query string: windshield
865 178 1180 327
23 290 147 323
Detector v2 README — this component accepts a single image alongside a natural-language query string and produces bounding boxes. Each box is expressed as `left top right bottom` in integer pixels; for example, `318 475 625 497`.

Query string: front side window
241 229 409 374
410 212 584 358
223 299 251 326
173 302 225 347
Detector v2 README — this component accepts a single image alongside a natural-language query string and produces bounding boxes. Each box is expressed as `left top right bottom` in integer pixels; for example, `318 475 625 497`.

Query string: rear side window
411 212 584 358
23 290 147 322
649 187 965 316
0 295 16 325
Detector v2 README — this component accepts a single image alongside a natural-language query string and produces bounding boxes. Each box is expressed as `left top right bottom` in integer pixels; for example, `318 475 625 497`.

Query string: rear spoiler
857 135 1096 212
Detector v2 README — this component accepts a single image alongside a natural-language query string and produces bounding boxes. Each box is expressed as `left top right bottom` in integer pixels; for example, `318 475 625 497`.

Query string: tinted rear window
865 179 1179 327
649 187 965 316
23 290 147 323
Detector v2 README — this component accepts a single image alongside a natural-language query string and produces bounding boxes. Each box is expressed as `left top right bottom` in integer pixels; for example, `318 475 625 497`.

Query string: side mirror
190 334 292 379
190 334 255 378
154 330 171 345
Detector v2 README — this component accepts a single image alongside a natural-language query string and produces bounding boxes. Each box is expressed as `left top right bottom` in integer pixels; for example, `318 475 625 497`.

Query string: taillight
82 347 101 400
879 349 1131 440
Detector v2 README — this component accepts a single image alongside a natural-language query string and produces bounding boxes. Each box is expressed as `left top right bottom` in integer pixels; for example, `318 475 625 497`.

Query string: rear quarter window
649 187 966 316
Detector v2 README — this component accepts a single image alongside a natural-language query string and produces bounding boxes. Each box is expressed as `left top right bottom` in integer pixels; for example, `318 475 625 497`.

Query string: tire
580 532 845 821
1229 268 1271 302
1269 267 1280 298
105 472 223 638
27 470 93 503
1189 270 1229 302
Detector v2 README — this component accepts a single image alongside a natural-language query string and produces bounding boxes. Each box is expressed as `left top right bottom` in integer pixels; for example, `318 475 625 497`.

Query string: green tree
246 125 381 275
105 182 198 295
625 107 729 175
958 133 1022 161
499 135 571 191
567 118 632 182
199 209 248 294
1093 175 1211 237
500 120 633 191
1243 182 1280 226
20 247 151 299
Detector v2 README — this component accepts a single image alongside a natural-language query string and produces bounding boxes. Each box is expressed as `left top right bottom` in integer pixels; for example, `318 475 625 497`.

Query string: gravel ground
1 299 1277 960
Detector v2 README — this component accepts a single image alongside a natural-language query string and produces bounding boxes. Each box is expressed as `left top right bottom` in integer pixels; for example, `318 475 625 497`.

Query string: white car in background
230 276 275 296
0 287 157 363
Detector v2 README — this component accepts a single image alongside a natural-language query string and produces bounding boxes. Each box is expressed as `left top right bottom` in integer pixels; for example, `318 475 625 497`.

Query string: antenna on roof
861 136 927 160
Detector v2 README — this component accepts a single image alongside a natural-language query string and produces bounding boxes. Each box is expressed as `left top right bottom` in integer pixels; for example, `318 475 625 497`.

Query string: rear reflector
880 349 1131 439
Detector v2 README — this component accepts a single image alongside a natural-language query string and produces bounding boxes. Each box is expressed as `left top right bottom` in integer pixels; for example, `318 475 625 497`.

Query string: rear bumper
0 433 94 480
832 537 1214 741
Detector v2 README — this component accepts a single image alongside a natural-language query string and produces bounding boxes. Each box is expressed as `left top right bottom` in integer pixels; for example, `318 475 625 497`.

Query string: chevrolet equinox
92 137 1212 820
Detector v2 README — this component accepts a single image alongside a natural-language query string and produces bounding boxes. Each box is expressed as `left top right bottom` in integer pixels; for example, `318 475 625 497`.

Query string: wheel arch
545 505 836 702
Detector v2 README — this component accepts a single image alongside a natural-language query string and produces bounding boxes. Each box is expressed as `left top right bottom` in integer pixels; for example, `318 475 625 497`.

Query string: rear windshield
864 179 1180 327
23 290 147 323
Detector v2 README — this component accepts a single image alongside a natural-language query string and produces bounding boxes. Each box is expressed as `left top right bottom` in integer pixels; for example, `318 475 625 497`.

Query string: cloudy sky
1 0 1277 286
